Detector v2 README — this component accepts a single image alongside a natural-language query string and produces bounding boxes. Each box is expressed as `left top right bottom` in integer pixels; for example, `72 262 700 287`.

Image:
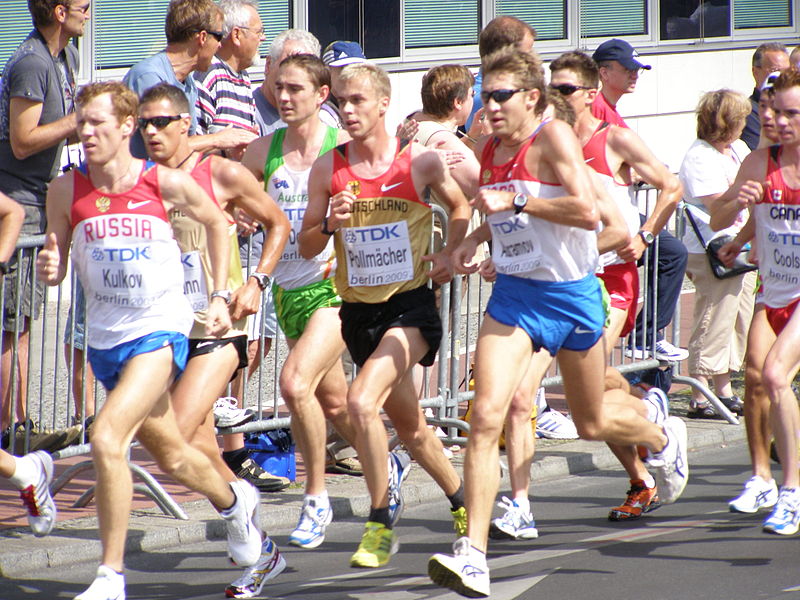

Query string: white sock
307 492 330 508
8 455 36 489
513 496 531 514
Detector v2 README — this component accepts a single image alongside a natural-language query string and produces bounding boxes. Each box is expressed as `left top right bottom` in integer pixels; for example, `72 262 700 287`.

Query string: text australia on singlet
342 197 414 287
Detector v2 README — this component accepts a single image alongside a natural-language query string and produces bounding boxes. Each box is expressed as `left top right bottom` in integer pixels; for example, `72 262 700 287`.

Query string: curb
0 420 746 577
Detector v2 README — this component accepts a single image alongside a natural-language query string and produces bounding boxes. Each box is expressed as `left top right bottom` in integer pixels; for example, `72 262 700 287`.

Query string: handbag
683 204 757 280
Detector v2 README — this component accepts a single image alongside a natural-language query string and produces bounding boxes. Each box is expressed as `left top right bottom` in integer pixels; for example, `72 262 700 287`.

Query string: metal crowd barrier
1 184 738 520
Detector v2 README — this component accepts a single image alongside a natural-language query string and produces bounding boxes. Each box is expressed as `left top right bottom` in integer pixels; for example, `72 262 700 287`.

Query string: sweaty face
336 75 387 140
481 71 536 139
773 86 800 146
138 98 190 164
759 93 778 143
77 93 132 165
275 64 326 124
549 68 593 116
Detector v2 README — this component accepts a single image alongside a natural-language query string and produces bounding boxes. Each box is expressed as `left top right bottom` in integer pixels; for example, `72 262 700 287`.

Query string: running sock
219 483 238 513
513 495 531 514
368 506 392 529
222 448 249 471
8 455 34 489
447 481 465 510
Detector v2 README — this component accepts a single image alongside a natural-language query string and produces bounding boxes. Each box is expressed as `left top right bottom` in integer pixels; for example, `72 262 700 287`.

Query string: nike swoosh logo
195 341 214 348
574 326 596 334
127 199 151 210
584 157 595 164
380 182 403 192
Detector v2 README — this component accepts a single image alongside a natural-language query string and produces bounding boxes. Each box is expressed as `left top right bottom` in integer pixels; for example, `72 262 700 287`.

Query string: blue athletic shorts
88 331 189 391
486 273 604 356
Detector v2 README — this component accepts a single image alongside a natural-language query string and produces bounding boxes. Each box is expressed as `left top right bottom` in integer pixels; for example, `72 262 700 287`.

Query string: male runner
549 50 682 521
427 48 688 598
299 62 471 568
713 68 800 536
37 81 262 600
138 82 290 599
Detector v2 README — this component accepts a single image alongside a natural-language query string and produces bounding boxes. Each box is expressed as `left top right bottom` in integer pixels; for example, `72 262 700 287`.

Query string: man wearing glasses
124 0 253 159
0 0 86 445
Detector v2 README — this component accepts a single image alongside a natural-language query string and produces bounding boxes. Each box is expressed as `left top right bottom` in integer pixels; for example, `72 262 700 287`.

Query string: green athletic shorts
273 278 342 340
597 275 612 329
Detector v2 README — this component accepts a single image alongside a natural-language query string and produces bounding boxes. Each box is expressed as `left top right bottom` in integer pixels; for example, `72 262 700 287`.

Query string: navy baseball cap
593 39 651 71
322 41 367 67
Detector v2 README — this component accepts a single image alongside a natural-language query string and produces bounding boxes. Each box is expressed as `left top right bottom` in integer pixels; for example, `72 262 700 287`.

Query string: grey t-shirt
0 30 78 207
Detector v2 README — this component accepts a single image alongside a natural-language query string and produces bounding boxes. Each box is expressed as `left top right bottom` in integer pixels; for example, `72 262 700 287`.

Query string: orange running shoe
608 479 662 521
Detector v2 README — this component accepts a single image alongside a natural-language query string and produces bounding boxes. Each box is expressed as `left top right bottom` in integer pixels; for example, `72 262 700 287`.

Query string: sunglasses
206 29 225 42
480 88 530 104
137 114 188 130
548 83 594 96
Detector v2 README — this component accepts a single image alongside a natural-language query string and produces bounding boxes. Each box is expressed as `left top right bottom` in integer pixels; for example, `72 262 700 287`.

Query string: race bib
341 220 413 287
488 212 543 275
180 250 209 311
85 244 164 307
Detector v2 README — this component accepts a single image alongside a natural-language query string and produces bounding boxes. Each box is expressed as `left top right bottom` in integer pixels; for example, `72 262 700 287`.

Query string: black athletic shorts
339 285 442 368
188 334 248 377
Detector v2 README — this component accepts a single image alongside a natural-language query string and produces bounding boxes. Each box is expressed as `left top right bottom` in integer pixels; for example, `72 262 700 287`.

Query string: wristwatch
638 229 655 246
321 217 337 236
512 193 528 215
249 272 270 291
210 289 232 305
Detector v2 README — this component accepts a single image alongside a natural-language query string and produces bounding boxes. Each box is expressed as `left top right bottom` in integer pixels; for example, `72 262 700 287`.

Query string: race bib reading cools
342 220 413 287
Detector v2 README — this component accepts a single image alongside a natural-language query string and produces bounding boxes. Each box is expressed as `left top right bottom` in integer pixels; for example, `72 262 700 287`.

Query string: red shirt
591 92 628 129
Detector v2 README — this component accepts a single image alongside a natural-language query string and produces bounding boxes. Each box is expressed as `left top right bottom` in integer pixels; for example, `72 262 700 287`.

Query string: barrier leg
672 374 739 425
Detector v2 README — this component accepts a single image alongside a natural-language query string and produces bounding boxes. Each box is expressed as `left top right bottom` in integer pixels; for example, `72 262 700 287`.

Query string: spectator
592 39 690 362
680 90 755 418
123 0 254 158
194 0 263 160
740 43 789 151
0 0 85 438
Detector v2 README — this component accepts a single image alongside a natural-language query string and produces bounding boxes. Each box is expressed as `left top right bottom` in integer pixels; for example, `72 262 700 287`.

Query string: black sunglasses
480 88 530 104
137 114 188 130
548 83 594 96
206 29 225 42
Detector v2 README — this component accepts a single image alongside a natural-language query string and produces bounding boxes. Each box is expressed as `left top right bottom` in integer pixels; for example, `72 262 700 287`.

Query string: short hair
76 81 139 124
772 66 800 94
269 29 321 61
545 89 576 127
420 64 475 119
165 0 223 44
219 0 258 37
482 48 546 116
279 54 331 91
695 89 751 144
28 0 61 28
753 42 789 67
338 62 391 100
478 16 536 59
139 83 190 114
549 51 599 88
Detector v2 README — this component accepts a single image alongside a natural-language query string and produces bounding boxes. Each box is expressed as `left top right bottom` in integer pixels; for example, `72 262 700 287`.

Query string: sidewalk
0 414 746 578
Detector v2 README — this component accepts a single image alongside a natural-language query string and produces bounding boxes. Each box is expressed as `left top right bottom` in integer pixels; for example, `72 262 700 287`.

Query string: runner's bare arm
38 173 74 285
159 168 231 336
298 152 341 259
214 157 291 320
240 135 272 183
709 150 768 231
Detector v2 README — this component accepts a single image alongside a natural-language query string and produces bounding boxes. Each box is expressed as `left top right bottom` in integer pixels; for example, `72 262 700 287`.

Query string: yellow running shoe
350 521 398 568
451 506 468 537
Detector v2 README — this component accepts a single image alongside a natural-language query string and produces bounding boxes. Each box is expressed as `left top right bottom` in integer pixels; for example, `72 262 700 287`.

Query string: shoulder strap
320 125 339 156
683 204 707 248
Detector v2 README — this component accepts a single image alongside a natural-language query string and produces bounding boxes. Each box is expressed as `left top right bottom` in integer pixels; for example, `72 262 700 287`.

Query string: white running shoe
654 340 689 362
763 487 800 536
214 397 256 428
222 480 263 566
17 450 57 537
729 476 779 514
647 416 689 504
388 451 412 527
289 497 333 549
642 387 670 425
225 536 286 598
75 565 126 600
428 537 490 598
489 496 538 540
536 407 578 440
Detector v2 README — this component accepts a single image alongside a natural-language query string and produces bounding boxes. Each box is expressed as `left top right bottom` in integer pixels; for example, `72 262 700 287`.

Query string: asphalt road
2 440 797 600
